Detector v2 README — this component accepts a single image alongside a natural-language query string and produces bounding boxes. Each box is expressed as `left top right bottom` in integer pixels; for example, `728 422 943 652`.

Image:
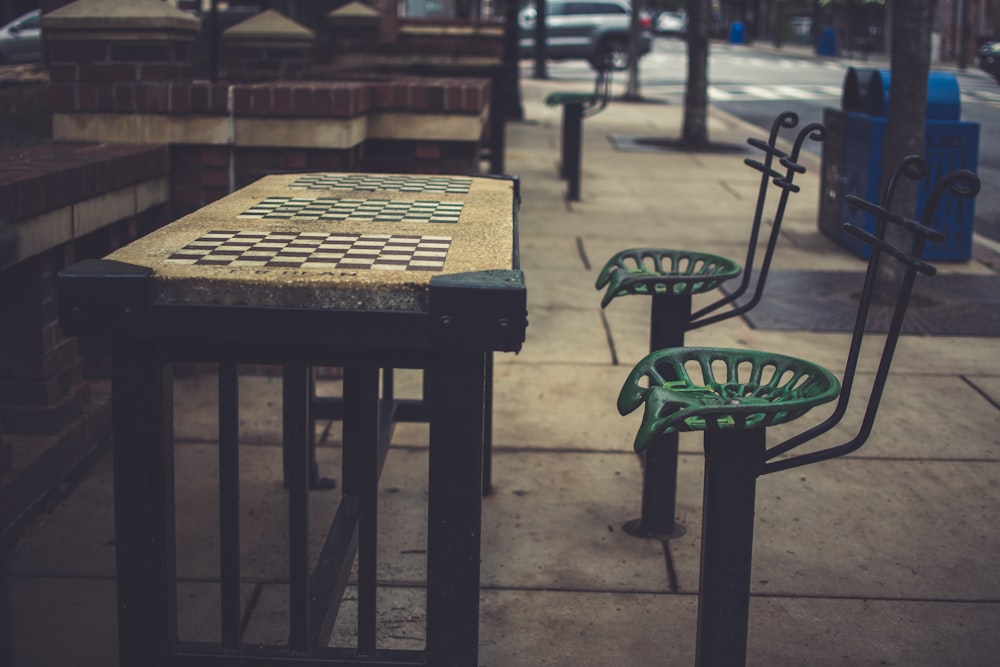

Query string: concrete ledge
3 176 170 267
234 115 367 149
53 109 486 146
52 112 232 145
368 107 488 141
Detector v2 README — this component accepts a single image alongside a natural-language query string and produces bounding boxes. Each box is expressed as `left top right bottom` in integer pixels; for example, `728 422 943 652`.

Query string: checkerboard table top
105 173 517 312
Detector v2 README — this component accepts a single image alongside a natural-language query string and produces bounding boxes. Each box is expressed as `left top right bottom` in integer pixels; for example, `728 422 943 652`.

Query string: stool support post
695 428 765 667
650 291 690 352
625 292 691 537
563 102 584 201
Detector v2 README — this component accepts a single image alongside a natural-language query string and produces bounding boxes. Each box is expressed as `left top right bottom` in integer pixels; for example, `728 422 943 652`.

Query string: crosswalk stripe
967 89 1000 101
707 86 736 101
739 85 783 99
771 85 826 99
816 85 844 96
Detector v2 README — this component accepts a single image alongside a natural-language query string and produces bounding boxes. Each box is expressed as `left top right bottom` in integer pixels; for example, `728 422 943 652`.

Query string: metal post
343 367 380 655
426 350 486 666
483 354 495 496
112 339 176 666
489 66 506 175
218 363 241 650
0 527 13 667
624 292 691 538
502 0 525 121
533 0 548 79
564 102 584 201
695 428 765 667
283 365 311 652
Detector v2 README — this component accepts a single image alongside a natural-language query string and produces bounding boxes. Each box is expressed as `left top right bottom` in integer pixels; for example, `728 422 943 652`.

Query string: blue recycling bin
729 22 744 44
817 28 837 56
819 68 980 261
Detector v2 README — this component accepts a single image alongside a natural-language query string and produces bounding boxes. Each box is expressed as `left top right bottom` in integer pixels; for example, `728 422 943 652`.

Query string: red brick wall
0 251 87 437
0 143 171 517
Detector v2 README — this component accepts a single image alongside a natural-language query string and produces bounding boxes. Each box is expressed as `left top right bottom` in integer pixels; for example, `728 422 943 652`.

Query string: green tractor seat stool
545 65 612 201
596 111 826 539
617 157 980 667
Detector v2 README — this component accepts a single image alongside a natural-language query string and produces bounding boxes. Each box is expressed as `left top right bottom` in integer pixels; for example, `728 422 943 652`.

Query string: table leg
343 367 381 655
283 365 311 652
426 350 486 666
483 353 494 496
0 528 12 666
112 339 176 666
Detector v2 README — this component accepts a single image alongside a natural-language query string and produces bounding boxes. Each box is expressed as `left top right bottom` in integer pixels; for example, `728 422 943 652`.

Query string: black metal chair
596 111 826 538
616 156 980 666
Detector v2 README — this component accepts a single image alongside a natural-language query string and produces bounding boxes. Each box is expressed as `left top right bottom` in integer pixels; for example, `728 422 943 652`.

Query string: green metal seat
618 347 840 448
595 249 742 308
544 66 613 201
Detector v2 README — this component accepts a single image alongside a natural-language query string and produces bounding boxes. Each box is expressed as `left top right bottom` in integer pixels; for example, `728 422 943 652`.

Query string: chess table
58 172 526 666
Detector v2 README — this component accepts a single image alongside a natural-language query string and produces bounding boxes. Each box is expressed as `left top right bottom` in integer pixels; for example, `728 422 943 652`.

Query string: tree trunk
533 0 548 79
624 0 642 99
991 1 1000 37
878 0 937 297
682 0 710 148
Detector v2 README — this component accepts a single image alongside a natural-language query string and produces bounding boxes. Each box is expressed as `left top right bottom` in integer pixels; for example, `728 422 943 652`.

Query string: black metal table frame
58 261 526 667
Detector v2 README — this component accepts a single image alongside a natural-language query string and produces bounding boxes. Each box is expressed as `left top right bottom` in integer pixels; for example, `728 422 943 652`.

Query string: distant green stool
597 111 825 539
545 66 612 201
617 157 980 666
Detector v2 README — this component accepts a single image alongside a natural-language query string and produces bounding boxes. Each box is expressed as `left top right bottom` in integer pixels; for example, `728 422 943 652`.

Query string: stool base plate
622 518 687 540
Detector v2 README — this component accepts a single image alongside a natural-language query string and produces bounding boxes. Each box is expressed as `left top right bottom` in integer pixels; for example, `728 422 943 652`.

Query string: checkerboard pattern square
238 197 464 224
165 231 453 271
289 174 473 194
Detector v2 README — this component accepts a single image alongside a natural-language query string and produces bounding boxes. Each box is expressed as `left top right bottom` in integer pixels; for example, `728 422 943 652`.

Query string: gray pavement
6 69 1000 666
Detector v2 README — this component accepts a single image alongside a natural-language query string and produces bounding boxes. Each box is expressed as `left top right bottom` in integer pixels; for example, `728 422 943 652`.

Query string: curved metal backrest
763 157 981 474
689 112 826 329
584 66 613 117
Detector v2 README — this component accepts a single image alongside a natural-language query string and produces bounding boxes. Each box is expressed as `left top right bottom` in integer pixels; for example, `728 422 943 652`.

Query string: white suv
519 0 653 70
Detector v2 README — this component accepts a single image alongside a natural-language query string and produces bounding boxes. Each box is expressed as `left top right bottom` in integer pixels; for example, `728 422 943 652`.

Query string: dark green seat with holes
545 91 600 106
595 249 742 308
618 347 840 449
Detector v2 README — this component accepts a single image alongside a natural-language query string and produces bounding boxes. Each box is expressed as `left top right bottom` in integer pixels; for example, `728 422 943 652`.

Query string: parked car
978 41 1000 83
790 16 812 42
519 0 653 71
0 9 41 65
655 10 686 37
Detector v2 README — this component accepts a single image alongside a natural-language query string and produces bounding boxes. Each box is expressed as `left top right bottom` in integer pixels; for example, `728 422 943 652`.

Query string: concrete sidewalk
6 72 1000 666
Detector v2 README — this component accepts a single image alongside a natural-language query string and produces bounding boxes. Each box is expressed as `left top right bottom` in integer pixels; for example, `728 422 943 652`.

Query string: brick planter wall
0 142 171 528
43 5 492 216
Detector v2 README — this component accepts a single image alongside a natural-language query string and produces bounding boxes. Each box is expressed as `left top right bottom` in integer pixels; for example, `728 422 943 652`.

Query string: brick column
43 0 200 118
223 9 315 82
324 2 382 65
0 252 86 440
